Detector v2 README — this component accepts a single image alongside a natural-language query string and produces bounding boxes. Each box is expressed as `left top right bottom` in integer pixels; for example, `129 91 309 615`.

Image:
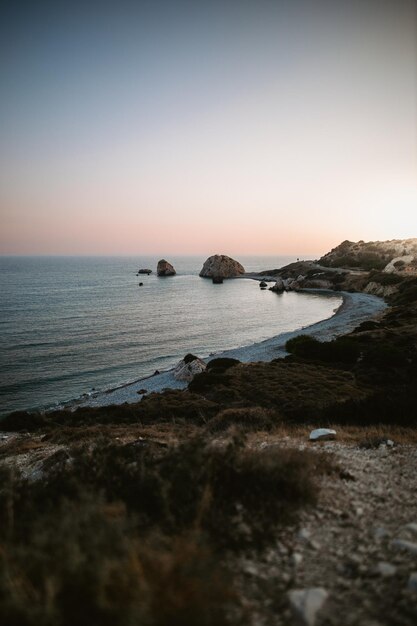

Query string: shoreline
70 288 386 411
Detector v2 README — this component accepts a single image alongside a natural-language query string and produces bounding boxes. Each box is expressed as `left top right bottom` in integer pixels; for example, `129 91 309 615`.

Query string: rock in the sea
174 354 206 382
199 254 245 278
288 587 328 626
212 276 223 284
157 259 176 276
270 278 284 293
309 428 337 441
138 269 152 274
259 280 268 288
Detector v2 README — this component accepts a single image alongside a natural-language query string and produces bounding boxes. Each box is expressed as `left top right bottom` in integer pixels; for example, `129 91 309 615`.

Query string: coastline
71 289 386 411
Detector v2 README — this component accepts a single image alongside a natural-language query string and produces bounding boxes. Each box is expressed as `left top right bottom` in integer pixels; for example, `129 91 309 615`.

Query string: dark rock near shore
259 281 268 288
200 254 245 278
138 269 152 274
212 276 224 284
157 259 176 276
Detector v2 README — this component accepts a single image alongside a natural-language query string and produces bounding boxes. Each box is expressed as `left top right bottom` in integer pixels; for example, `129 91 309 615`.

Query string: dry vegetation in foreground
0 436 336 625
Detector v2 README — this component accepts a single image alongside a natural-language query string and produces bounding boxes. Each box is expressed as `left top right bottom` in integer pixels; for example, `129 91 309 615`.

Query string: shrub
206 358 241 372
206 407 276 433
285 335 360 364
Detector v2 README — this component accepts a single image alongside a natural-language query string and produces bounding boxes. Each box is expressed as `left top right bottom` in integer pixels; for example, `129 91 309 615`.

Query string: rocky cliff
199 255 245 278
319 239 417 273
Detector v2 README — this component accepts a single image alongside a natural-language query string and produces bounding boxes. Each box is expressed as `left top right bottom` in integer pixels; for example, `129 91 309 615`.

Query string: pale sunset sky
1 0 416 256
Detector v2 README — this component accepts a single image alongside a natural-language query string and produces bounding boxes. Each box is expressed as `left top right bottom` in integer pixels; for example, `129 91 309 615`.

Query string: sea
0 255 341 416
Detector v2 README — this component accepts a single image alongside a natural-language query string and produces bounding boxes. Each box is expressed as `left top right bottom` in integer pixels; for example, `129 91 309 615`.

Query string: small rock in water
288 587 328 626
137 388 147 395
309 428 336 441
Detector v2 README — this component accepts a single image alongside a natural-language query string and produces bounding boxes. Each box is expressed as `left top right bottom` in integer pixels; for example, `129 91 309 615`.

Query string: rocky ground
235 437 417 626
1 430 416 626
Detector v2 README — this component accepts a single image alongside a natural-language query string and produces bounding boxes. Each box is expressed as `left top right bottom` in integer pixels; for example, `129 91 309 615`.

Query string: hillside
318 238 417 273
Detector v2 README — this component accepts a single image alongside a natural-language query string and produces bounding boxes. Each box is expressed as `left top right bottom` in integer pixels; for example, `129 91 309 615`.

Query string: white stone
376 562 397 577
173 356 206 382
374 527 390 540
309 428 337 441
288 588 328 626
391 539 417 555
292 552 303 567
403 522 417 536
407 572 417 592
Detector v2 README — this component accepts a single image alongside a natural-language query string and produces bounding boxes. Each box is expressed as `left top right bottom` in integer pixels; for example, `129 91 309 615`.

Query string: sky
1 0 416 256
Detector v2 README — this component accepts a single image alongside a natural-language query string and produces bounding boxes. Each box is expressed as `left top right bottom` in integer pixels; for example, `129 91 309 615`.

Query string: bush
285 335 360 364
206 407 276 433
206 358 240 372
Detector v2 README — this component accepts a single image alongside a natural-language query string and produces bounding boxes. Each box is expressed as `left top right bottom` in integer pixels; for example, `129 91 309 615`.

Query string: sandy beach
72 289 386 410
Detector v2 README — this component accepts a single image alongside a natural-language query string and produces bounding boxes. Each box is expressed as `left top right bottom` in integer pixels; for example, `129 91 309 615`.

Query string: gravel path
240 439 417 626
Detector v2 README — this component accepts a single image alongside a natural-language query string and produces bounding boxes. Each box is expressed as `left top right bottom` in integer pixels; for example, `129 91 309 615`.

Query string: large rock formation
173 354 206 382
157 259 176 276
319 239 417 273
199 255 245 278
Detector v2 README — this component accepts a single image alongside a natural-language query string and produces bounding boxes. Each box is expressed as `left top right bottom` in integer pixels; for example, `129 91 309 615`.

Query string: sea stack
199 254 245 278
157 259 176 276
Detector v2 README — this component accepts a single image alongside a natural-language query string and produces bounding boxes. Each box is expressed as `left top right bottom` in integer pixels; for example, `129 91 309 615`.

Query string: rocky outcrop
319 238 417 272
173 354 206 382
363 281 399 298
138 269 152 274
157 259 176 276
270 276 306 293
199 255 245 278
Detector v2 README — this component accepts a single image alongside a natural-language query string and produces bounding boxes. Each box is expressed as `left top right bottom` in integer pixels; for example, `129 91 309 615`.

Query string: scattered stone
259 280 268 288
137 388 147 395
375 562 397 577
138 269 152 274
292 552 303 567
199 254 245 278
173 354 206 382
386 439 394 447
157 259 176 276
402 523 417 536
288 587 328 626
374 527 390 540
298 528 311 542
138 282 143 286
391 539 417 555
407 572 417 592
309 428 337 441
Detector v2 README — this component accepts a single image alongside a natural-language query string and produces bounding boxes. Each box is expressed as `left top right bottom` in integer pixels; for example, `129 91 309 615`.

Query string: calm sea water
0 255 339 415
